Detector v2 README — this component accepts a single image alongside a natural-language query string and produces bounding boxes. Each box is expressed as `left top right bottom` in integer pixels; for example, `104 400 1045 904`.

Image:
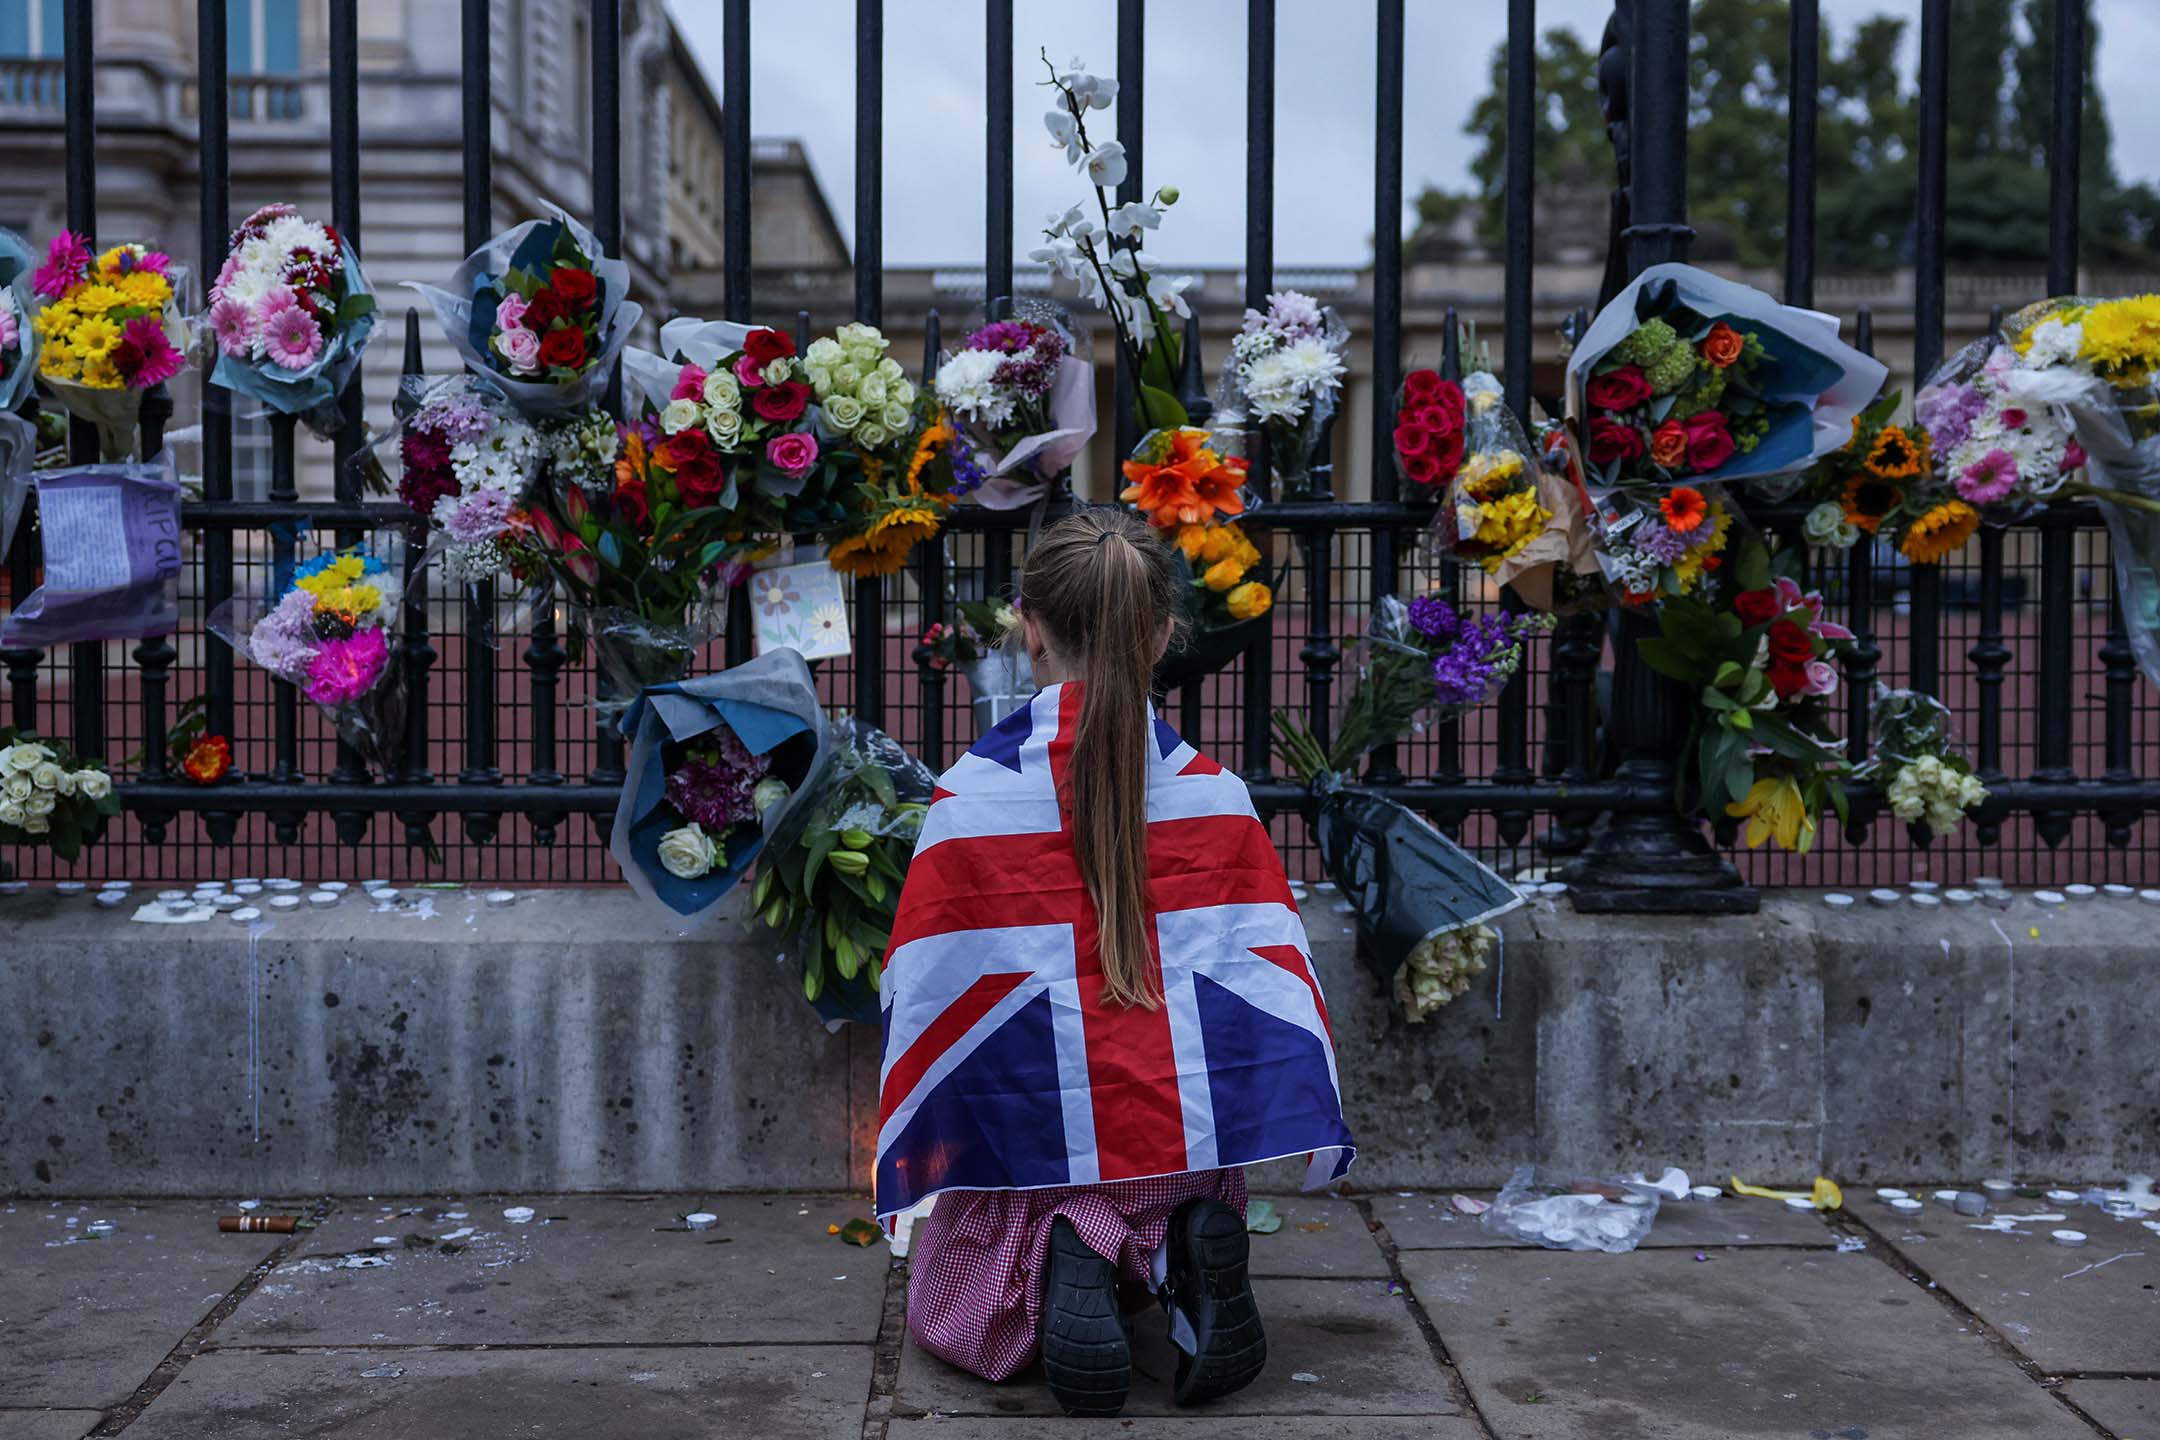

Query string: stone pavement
3 1189 2155 1438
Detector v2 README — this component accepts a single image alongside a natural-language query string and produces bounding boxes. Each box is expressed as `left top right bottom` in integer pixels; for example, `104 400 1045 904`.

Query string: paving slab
1245 1197 1390 1278
0 1200 284 1409
120 1345 871 1439
1401 1246 2094 1439
1373 1191 1838 1250
219 1195 883 1347
1866 1207 2160 1373
2061 1379 2160 1436
898 1277 1460 1419
0 1415 102 1440
889 1419 1485 1438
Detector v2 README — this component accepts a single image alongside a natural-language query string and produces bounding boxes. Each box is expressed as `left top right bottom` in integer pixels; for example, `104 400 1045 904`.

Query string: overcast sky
671 0 2160 267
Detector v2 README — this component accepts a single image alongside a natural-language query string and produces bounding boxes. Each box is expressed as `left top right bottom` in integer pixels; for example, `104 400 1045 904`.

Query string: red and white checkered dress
905 1169 1248 1382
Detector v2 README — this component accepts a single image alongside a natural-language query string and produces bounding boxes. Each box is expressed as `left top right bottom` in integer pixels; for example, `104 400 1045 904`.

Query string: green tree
1425 0 2156 274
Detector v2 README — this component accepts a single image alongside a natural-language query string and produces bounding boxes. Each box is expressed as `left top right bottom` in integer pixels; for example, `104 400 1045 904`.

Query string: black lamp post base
1562 811 1760 914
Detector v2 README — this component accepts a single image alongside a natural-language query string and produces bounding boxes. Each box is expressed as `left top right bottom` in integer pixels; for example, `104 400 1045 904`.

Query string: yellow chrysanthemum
38 340 75 378
34 299 76 335
1470 489 1550 572
310 583 381 619
1727 774 1816 853
73 283 124 317
71 314 121 358
1458 449 1524 502
1900 499 1980 564
1226 581 1272 621
2079 295 2160 373
116 270 171 309
78 353 120 389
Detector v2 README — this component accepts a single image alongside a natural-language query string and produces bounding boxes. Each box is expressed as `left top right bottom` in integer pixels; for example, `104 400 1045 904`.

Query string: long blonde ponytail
1019 509 1180 1008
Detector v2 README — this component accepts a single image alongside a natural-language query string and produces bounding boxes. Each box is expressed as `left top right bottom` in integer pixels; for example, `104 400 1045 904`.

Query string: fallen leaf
1297 1221 1329 1232
827 1224 841 1235
838 1218 882 1247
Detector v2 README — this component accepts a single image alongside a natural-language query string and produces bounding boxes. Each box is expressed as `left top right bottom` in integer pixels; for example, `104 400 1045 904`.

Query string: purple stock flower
947 428 989 495
1405 593 1462 642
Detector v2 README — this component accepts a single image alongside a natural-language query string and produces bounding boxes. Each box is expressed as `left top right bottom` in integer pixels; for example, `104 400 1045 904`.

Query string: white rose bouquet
0 729 120 861
1855 684 1989 838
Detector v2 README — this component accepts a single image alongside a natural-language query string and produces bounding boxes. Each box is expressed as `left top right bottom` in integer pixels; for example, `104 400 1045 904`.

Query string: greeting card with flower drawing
750 557 851 660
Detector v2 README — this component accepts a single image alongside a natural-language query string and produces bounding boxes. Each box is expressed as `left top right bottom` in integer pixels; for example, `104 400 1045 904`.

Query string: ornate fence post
1565 0 1757 913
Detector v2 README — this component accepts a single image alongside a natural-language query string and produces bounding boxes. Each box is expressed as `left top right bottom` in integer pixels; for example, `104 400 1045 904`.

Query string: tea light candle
230 907 262 924
2033 890 2067 905
2064 883 2097 901
1868 888 1902 906
306 891 339 908
1823 892 1856 909
268 895 302 911
1890 1197 1925 1215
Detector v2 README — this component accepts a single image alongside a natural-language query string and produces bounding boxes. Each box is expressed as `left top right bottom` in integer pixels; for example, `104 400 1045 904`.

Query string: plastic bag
0 412 32 566
1214 291 1347 498
932 298 1096 510
408 205 644 420
1479 1165 1663 1253
0 450 183 647
202 205 376 437
1569 262 1887 490
609 647 828 928
756 714 937 1026
961 648 1035 735
205 535 408 778
0 228 40 414
574 601 725 725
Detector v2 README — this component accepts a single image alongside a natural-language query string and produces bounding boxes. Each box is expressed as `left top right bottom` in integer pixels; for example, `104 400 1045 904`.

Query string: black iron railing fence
2 0 2155 902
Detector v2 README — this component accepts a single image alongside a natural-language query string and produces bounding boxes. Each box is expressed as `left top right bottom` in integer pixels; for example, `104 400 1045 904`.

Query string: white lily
1108 200 1161 240
1043 109 1083 164
1082 141 1128 190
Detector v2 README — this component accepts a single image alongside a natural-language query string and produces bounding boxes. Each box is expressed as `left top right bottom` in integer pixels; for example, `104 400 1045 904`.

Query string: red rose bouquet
1391 366 1468 490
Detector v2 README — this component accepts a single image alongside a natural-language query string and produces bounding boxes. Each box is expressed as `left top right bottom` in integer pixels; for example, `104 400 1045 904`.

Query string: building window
228 0 301 121
0 0 63 107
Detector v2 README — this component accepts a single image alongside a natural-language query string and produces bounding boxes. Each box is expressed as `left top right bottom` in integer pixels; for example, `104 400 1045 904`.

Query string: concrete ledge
1 887 2152 1195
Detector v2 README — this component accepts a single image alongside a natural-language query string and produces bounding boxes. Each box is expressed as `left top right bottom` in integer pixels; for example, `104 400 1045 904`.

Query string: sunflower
1659 485 1708 533
1840 474 1902 534
1864 425 1925 480
903 412 955 494
829 502 942 579
1899 499 1979 564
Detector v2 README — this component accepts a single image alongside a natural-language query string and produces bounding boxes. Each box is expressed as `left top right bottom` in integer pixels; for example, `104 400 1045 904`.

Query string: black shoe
1165 1198 1266 1406
1038 1218 1130 1417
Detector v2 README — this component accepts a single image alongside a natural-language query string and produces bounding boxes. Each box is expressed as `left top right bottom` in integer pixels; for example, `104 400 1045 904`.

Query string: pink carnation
672 363 709 401
1955 447 2019 506
304 626 388 707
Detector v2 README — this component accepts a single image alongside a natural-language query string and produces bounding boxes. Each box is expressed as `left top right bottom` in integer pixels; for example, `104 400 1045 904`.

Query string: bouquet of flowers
1569 263 1886 492
751 715 937 1025
0 728 119 861
1635 539 1852 853
206 542 406 778
1217 289 1348 496
920 597 1032 733
1853 684 1988 838
1428 372 1551 573
1789 391 1916 552
30 232 188 458
410 207 643 419
1391 366 1467 491
379 375 542 585
1121 426 1273 685
203 203 376 435
1029 54 1196 434
1586 482 1736 606
1 229 41 564
1270 593 1538 1017
1273 593 1550 783
610 649 826 930
931 300 1095 508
